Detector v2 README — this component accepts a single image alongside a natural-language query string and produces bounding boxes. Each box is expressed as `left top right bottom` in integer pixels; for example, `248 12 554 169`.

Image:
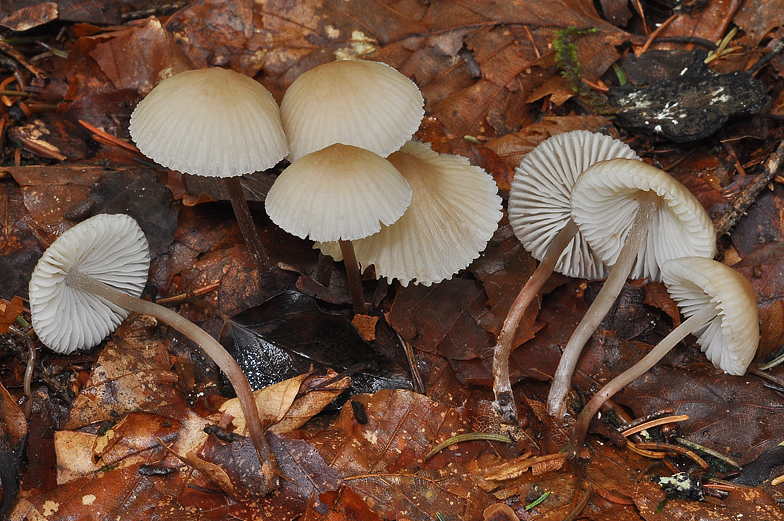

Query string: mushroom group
268 58 501 307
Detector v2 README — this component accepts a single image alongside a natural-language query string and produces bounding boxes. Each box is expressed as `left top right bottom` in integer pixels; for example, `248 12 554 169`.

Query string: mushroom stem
339 239 366 314
492 218 579 424
224 176 271 276
65 269 277 479
567 304 717 459
547 194 658 421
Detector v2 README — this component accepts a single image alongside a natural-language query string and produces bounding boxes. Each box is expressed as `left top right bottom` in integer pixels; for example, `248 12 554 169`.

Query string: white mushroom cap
571 158 716 281
265 144 412 242
349 141 502 286
129 67 289 177
280 59 424 161
29 214 150 354
662 257 759 375
508 130 640 280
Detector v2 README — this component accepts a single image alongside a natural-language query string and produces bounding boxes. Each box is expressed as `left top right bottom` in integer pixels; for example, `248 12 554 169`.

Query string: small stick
713 139 784 237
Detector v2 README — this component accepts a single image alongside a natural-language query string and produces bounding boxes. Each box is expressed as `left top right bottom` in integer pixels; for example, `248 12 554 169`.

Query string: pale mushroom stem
339 239 367 315
224 176 271 276
65 270 277 476
547 194 658 421
492 219 579 424
567 304 717 459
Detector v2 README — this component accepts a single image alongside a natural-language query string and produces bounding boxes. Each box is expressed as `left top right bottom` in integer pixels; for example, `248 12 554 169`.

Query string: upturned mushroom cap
29 214 150 354
265 143 412 242
662 257 758 375
129 67 289 177
508 130 640 280
280 59 424 161
349 141 502 286
571 158 716 281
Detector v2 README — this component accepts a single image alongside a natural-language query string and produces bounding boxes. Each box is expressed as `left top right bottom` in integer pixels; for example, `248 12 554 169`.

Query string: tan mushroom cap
571 158 716 281
344 141 502 286
281 59 424 161
29 214 150 354
662 257 759 375
265 144 412 242
129 67 289 177
508 130 640 279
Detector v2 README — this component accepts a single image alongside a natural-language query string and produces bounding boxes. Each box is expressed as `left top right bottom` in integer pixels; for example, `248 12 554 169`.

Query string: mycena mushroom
493 130 639 424
265 143 412 314
130 67 289 276
547 158 716 421
280 59 424 161
28 214 279 493
567 257 758 458
349 140 502 287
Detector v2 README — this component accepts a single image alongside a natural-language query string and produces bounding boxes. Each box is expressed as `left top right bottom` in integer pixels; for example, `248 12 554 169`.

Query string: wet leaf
63 315 190 430
308 389 496 521
222 291 409 394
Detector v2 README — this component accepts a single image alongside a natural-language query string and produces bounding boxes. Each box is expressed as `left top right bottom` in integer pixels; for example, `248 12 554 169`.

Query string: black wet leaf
222 291 411 394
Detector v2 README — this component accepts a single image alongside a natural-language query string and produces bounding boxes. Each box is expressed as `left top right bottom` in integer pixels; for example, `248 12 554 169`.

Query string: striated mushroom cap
348 141 502 286
508 130 640 280
571 158 716 281
130 67 289 177
265 144 412 242
662 257 758 375
281 59 424 161
29 214 150 354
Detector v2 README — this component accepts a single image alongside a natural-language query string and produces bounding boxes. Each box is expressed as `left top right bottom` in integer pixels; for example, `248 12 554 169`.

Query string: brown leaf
484 115 618 170
631 480 784 520
0 380 26 445
221 370 351 435
64 315 190 430
89 18 193 95
386 278 494 382
0 3 58 32
0 296 24 334
309 389 495 521
265 435 344 518
470 224 541 350
615 363 784 466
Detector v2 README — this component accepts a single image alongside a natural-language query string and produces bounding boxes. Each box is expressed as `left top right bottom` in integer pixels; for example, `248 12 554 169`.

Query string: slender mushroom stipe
567 257 758 459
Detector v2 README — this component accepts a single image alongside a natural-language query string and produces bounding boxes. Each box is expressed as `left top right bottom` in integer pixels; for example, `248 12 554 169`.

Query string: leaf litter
1 0 784 519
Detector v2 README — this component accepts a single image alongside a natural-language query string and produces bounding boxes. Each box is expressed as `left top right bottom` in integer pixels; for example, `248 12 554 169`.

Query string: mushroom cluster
266 59 502 311
496 129 759 456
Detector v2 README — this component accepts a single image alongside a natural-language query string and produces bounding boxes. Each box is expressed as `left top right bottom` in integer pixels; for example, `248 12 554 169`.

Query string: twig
713 140 784 237
676 437 742 469
640 13 678 54
621 415 690 437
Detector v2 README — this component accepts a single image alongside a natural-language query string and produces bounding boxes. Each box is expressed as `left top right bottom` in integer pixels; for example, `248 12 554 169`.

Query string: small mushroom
265 143 412 313
546 158 716 421
493 130 639 424
347 140 502 286
280 59 424 161
130 67 289 276
567 257 758 458
29 214 278 491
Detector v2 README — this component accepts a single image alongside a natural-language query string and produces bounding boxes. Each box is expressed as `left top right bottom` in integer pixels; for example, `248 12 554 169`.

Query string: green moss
553 27 608 112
